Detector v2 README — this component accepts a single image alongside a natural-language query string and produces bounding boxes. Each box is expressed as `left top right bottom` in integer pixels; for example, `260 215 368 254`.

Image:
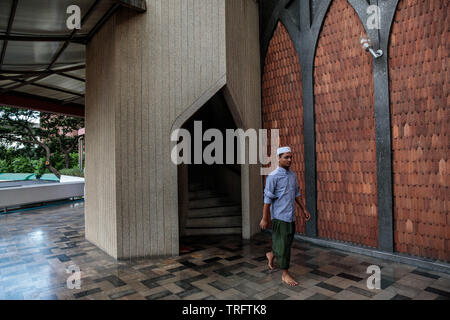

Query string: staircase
184 182 242 236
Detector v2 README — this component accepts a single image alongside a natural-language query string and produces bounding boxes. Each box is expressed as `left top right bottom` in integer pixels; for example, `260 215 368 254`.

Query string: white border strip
0 181 84 208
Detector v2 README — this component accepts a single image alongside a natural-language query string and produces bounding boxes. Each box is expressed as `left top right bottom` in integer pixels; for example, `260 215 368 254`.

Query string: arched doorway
176 90 243 248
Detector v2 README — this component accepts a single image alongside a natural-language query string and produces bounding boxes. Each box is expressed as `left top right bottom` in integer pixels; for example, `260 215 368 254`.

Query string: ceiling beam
0 34 87 44
0 0 19 67
0 64 85 75
0 72 84 83
0 1 101 94
47 0 101 71
114 0 147 12
4 78 85 97
86 3 121 42
0 92 84 118
59 72 85 82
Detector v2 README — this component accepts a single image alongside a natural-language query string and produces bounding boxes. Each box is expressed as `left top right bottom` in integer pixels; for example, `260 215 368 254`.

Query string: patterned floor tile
0 202 448 300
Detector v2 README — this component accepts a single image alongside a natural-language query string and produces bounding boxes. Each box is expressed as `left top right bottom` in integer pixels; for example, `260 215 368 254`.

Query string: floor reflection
0 202 449 300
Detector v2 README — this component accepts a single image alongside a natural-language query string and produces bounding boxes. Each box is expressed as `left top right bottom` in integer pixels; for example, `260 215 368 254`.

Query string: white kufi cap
277 146 291 155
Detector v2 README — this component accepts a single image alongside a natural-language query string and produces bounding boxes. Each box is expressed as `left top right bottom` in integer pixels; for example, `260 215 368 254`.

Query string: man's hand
303 210 311 221
295 197 311 222
260 218 269 230
261 203 271 230
295 210 311 221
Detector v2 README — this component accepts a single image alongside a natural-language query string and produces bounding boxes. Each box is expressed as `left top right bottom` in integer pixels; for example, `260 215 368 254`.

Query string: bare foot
266 251 275 270
282 271 299 286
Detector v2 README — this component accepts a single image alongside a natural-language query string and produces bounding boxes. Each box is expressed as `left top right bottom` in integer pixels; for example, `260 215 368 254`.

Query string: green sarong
272 219 295 270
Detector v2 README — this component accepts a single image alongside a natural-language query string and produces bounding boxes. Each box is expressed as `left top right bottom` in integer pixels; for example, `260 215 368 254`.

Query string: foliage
0 106 85 177
0 153 81 175
39 113 84 168
70 152 79 167
60 167 84 177
10 156 35 173
30 157 48 176
0 159 12 172
0 144 41 160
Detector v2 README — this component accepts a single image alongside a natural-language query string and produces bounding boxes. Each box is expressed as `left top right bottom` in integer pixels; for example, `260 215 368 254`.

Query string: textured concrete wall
224 0 262 239
85 0 261 259
85 14 118 258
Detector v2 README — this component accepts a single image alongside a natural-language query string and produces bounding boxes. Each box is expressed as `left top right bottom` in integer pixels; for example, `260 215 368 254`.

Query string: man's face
279 152 292 169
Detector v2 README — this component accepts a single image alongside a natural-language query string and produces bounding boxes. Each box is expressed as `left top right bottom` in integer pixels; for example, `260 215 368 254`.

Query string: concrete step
188 182 210 192
189 196 239 209
184 227 242 236
186 215 242 228
188 206 241 218
188 189 221 201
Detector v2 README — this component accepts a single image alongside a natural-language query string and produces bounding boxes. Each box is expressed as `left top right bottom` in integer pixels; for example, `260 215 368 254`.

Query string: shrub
60 167 84 177
50 153 65 171
70 152 79 168
0 147 82 175
31 158 48 176
0 159 12 172
11 156 34 173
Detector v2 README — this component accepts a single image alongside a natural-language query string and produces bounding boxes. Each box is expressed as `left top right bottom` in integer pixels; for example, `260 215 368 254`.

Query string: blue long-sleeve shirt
263 166 301 223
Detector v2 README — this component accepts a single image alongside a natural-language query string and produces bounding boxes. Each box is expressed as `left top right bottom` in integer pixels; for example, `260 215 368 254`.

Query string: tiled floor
0 202 449 300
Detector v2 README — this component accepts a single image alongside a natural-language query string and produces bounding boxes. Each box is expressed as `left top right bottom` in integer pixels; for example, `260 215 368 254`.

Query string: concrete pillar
85 0 261 259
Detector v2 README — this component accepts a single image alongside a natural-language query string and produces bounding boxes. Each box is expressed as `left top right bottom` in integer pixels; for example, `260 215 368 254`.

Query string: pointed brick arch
389 0 449 262
262 21 307 234
314 0 378 248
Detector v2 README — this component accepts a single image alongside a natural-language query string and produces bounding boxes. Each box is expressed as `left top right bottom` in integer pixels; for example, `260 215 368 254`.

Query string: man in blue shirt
260 146 310 286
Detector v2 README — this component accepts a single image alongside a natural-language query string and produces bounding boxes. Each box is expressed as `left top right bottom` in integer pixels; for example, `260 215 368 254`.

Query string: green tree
39 113 84 169
0 107 84 177
0 106 61 177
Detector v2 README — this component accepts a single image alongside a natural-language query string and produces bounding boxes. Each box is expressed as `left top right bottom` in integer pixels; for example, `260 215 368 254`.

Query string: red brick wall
389 0 449 261
313 0 378 248
262 21 307 234
260 0 448 261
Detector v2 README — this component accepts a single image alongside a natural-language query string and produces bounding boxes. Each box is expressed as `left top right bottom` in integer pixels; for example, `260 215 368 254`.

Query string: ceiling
0 0 146 117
